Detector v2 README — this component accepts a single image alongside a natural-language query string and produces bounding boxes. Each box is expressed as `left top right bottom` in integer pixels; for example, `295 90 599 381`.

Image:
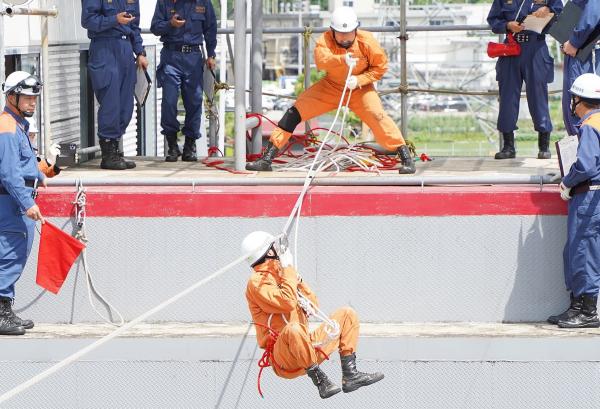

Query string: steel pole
250 0 263 155
41 1 52 157
400 0 408 140
303 26 310 134
234 0 247 170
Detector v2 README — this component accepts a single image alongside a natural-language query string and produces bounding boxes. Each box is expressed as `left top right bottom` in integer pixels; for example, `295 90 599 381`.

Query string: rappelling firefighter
242 231 384 399
246 7 415 174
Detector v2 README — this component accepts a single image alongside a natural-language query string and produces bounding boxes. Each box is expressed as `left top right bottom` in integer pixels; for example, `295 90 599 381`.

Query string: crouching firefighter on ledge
242 231 384 399
245 6 415 174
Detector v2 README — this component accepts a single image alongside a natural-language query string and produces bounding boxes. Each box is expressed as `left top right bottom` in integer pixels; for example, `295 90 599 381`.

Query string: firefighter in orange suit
246 7 415 174
27 118 61 178
242 231 384 399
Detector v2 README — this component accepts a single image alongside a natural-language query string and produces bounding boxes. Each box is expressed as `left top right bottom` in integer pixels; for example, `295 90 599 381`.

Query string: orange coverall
270 29 405 151
38 158 59 178
246 258 359 379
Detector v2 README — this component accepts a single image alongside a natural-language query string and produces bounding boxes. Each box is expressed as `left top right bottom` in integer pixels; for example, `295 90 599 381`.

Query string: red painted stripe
35 185 567 218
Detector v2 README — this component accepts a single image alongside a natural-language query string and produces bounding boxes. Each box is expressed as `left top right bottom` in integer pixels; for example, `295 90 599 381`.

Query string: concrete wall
14 214 569 324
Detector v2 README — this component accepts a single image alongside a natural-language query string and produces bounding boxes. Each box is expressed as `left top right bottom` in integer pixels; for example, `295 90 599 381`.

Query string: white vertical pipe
234 0 247 170
218 0 227 155
41 0 52 156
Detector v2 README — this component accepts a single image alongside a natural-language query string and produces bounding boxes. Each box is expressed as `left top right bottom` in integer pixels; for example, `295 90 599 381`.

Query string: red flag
36 222 86 294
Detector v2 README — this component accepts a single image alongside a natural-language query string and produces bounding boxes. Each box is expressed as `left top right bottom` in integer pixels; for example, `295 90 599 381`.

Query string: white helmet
330 7 360 33
570 73 600 101
241 231 275 266
2 71 42 96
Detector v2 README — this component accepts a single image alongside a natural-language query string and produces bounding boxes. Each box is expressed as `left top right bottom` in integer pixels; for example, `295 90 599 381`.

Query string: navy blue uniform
151 0 217 140
562 0 600 136
562 110 600 297
487 0 563 134
0 107 44 299
82 0 143 140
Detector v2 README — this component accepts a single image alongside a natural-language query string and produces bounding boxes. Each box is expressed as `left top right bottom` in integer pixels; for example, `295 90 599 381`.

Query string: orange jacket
37 158 60 178
246 259 319 349
314 29 388 88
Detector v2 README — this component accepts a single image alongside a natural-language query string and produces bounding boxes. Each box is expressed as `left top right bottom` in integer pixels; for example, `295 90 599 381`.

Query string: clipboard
135 68 152 107
521 13 555 34
555 134 579 177
548 1 600 62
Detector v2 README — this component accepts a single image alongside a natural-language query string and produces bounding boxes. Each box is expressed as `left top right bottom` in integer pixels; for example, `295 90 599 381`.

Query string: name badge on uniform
195 6 205 13
533 0 547 4
126 0 136 4
107 0 112 3
504 0 513 4
170 8 176 14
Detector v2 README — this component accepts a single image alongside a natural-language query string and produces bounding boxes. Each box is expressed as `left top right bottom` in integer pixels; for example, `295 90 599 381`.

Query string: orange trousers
270 79 405 151
271 306 359 379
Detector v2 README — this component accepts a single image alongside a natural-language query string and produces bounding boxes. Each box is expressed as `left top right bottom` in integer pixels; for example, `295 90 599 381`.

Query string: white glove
344 52 358 68
279 249 294 268
46 143 61 165
559 182 571 201
346 75 358 90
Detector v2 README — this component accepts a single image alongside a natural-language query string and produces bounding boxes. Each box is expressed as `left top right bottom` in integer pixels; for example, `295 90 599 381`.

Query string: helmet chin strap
332 29 355 49
13 94 34 118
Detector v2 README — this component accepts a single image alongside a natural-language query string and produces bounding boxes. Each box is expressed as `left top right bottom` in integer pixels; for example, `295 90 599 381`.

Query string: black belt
514 33 544 43
0 180 36 195
571 181 600 196
164 43 201 53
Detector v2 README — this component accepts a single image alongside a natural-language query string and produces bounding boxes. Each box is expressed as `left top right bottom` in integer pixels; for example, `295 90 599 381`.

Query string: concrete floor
60 156 560 180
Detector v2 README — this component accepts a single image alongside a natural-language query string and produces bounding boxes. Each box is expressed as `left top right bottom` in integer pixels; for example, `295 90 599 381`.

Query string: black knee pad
277 106 302 133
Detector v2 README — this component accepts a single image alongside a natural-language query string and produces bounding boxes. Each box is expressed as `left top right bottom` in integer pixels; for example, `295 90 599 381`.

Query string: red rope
253 321 329 398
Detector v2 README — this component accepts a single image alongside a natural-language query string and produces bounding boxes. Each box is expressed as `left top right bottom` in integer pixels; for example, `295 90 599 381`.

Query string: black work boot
537 132 551 159
0 297 33 329
99 138 127 170
118 152 136 169
306 364 342 399
548 293 583 325
397 144 416 174
165 134 181 162
245 142 279 171
0 297 25 335
495 132 516 159
558 294 600 328
181 137 198 162
341 353 384 393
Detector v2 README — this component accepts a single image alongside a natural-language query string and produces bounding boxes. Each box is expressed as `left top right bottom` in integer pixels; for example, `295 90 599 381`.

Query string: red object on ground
36 222 86 294
420 153 432 162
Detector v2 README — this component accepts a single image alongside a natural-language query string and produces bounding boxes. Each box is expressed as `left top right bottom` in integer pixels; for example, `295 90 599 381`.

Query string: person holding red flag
0 71 46 335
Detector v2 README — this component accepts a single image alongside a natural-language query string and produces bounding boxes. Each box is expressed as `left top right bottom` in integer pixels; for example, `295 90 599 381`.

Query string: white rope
0 251 251 405
72 180 124 326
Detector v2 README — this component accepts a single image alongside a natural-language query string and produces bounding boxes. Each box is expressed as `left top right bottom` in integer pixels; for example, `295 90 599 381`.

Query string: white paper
522 13 555 34
556 134 579 177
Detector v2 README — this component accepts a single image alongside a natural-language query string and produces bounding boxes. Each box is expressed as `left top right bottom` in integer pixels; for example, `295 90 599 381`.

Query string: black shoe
118 152 136 169
99 139 128 170
397 144 416 174
0 297 25 335
495 132 516 159
341 353 384 393
537 132 551 159
548 293 582 325
165 134 181 162
558 294 600 328
182 137 198 162
246 142 279 171
306 364 342 399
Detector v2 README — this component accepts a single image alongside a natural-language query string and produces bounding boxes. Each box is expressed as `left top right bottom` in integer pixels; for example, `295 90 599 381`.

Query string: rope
72 179 124 326
0 251 252 405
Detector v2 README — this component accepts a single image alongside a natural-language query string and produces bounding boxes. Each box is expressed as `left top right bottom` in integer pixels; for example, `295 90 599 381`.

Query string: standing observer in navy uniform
487 0 563 160
548 73 600 329
82 0 148 170
560 0 600 136
151 0 217 162
0 71 46 336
